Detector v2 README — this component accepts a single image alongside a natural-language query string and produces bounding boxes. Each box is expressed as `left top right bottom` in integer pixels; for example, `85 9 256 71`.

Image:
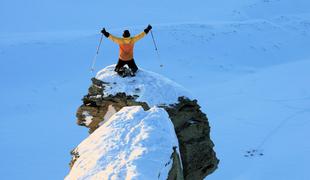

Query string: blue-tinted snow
1 0 310 179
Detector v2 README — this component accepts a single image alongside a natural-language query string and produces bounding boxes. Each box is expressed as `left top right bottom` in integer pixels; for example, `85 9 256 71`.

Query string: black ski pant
114 59 138 73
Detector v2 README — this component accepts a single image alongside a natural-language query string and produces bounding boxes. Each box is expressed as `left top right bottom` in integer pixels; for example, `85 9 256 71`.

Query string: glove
144 24 152 34
101 28 110 38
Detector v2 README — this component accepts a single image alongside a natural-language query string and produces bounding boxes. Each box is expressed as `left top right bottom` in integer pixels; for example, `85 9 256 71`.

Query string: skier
101 25 152 77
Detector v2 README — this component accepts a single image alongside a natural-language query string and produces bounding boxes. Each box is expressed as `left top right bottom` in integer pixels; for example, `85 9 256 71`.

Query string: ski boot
117 67 127 77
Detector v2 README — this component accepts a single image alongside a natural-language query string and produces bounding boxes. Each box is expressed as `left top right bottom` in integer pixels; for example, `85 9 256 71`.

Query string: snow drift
66 106 181 180
95 65 191 106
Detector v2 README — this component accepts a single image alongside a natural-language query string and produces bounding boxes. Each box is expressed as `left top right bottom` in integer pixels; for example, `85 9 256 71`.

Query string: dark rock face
163 97 219 179
74 78 219 179
168 147 184 180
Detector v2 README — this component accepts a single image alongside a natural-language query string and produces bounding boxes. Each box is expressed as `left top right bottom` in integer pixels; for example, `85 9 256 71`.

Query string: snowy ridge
65 106 179 180
96 65 191 106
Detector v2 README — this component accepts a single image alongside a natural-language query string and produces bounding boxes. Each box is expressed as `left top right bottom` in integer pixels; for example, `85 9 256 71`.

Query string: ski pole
90 33 104 72
150 30 163 67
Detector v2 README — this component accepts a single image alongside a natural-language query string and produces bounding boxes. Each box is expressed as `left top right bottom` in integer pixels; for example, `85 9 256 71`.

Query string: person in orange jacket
101 25 152 76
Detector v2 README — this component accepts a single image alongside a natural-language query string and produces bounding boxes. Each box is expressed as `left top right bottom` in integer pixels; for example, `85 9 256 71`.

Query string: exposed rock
69 149 79 169
168 146 184 180
73 76 219 179
77 78 149 133
163 97 219 179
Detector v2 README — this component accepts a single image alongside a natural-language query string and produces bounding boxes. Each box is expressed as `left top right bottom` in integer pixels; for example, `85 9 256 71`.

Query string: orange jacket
108 32 146 61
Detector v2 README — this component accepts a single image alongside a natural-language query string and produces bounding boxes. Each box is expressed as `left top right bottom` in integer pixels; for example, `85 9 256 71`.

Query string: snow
65 106 179 180
1 0 310 179
102 105 117 124
82 111 93 126
96 65 191 106
205 59 310 180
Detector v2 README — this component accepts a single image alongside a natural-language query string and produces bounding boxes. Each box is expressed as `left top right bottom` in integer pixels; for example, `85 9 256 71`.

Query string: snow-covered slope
206 59 310 180
1 20 310 179
1 0 310 179
95 65 191 106
66 106 179 180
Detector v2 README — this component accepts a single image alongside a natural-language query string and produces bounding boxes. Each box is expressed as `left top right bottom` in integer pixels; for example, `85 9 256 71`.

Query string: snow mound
95 65 191 106
66 106 179 180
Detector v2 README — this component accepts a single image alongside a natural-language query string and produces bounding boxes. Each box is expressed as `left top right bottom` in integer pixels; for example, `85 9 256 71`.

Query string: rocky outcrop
163 97 218 179
73 76 219 179
77 78 150 133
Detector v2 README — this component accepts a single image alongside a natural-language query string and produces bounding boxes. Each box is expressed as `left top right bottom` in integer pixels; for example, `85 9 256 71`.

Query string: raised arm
101 28 123 44
132 32 146 42
132 24 153 43
108 34 123 44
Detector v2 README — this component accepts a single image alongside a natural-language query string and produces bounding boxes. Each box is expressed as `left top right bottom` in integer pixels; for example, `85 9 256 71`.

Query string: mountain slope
1 1 310 178
205 59 310 180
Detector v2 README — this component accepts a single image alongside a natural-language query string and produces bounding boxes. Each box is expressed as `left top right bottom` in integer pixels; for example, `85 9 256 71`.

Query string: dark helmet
123 30 131 38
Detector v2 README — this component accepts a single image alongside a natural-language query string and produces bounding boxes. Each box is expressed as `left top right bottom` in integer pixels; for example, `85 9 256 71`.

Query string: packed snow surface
206 60 310 180
96 65 191 106
65 106 179 180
